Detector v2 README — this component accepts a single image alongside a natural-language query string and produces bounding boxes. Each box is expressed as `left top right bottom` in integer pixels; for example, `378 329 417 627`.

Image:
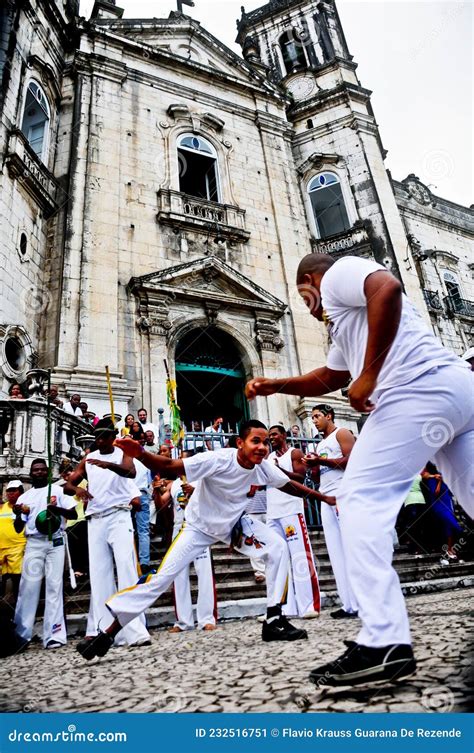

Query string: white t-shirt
182 448 289 541
317 427 345 495
64 403 83 417
85 448 134 515
204 426 225 451
139 421 158 437
19 484 76 537
266 448 304 519
134 459 151 492
321 257 467 398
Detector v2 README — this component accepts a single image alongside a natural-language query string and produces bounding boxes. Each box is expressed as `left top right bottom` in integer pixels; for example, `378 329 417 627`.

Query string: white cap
462 347 474 361
6 479 23 490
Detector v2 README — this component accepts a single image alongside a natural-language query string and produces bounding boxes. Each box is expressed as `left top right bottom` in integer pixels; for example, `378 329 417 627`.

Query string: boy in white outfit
65 419 150 649
306 405 358 619
14 459 77 648
246 253 473 687
76 420 336 660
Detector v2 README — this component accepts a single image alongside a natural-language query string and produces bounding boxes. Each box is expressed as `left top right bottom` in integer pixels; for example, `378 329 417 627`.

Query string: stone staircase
62 530 474 619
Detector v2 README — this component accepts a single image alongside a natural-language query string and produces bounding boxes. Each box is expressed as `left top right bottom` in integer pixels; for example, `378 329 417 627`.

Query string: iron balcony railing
443 296 474 319
423 289 443 312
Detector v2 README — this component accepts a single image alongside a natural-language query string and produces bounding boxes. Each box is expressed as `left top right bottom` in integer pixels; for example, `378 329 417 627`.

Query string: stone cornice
79 18 284 102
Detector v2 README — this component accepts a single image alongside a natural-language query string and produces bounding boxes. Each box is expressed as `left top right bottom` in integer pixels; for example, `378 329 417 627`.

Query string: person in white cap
246 252 473 688
0 480 26 609
14 459 77 649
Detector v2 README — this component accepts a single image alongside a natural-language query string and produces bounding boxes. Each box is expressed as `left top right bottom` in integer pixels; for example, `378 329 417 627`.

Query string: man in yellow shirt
0 480 26 610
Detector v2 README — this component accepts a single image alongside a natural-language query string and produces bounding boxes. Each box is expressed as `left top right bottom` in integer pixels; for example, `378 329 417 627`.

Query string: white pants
247 513 266 575
86 509 150 645
172 523 216 630
339 365 473 648
321 502 358 613
267 513 320 617
15 535 67 647
107 516 289 628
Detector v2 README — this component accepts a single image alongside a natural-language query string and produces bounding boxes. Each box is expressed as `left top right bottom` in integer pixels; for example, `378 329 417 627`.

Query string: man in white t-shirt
65 418 150 651
13 459 77 648
305 404 358 619
75 420 336 660
246 253 473 688
205 416 224 451
63 393 83 417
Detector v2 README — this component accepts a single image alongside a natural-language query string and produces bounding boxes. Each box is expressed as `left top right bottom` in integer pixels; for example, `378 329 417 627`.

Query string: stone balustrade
0 399 92 483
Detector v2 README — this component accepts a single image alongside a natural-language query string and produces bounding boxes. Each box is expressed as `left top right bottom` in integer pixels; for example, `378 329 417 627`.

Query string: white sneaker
303 610 320 620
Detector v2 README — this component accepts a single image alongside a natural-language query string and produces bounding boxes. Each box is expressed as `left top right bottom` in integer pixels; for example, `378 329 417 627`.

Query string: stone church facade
1 0 472 435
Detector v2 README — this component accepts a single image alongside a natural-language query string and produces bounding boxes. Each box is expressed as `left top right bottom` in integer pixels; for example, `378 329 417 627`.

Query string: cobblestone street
1 589 473 714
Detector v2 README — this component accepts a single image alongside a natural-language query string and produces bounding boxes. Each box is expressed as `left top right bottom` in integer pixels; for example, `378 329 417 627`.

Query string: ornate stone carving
204 302 220 325
255 316 284 352
137 299 173 338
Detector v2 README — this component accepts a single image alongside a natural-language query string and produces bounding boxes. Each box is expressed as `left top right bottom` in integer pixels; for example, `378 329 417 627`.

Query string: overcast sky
80 0 472 207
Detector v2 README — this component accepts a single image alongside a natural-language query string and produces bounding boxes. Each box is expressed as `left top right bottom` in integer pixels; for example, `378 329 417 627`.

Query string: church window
308 172 350 238
279 30 308 74
443 271 463 313
20 81 51 162
177 134 220 202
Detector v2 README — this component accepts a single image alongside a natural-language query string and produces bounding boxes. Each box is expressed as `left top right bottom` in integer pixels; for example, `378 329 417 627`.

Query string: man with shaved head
246 252 473 688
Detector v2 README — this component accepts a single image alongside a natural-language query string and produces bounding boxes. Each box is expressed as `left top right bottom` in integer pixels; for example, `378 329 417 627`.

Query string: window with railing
20 80 50 163
177 134 220 202
308 172 351 239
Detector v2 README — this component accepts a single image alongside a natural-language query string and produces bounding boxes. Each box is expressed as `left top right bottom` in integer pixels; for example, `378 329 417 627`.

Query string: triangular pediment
129 256 286 316
92 16 277 94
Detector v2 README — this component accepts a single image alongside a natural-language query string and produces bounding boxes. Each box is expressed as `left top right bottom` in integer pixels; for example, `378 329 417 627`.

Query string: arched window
308 172 350 238
177 134 220 202
20 81 50 162
279 30 308 74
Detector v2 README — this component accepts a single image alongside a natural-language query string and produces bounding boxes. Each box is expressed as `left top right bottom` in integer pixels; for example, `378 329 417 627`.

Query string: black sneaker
309 643 416 687
330 608 359 619
76 632 114 661
262 615 308 642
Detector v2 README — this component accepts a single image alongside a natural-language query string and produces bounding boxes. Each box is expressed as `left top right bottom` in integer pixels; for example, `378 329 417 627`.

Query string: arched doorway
175 326 249 428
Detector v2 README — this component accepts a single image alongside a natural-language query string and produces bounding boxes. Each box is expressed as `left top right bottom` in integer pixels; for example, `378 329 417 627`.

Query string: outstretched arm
348 270 402 412
245 366 350 401
278 480 336 506
115 437 185 479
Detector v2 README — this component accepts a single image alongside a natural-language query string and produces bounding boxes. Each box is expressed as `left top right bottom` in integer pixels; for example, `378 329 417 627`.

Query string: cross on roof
177 0 195 12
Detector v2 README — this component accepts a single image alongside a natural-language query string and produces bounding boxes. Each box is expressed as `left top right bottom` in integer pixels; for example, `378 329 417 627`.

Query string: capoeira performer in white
167 473 217 632
246 253 473 687
305 405 358 619
76 420 336 660
65 419 150 649
14 459 77 648
266 425 320 619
